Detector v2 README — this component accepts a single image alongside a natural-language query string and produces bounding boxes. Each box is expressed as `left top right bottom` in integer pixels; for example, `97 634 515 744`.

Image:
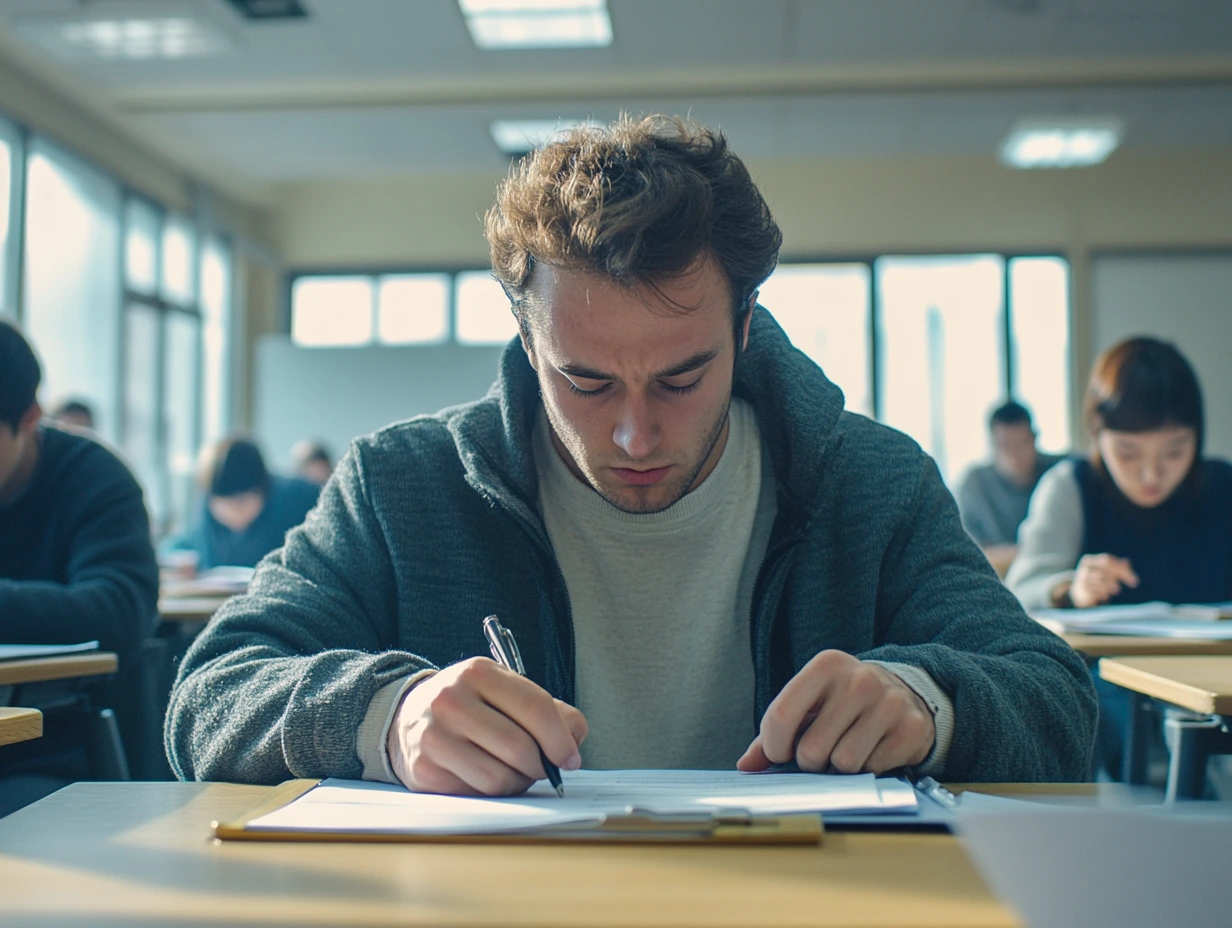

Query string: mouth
610 465 672 487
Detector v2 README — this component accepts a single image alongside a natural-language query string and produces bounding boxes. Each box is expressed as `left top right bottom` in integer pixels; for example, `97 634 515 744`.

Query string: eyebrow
557 349 721 382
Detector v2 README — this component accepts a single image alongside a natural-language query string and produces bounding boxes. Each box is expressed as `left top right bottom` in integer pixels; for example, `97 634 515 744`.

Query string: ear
739 292 756 352
19 402 42 434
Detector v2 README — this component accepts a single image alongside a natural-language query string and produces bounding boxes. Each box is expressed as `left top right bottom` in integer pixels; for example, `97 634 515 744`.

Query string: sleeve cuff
866 660 955 778
356 669 438 784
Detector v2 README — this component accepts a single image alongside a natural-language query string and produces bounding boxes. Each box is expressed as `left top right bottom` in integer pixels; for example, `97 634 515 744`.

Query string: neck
0 428 40 504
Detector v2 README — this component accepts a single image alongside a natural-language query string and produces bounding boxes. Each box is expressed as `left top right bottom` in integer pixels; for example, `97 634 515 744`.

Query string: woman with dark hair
1008 336 1231 610
175 436 321 570
1007 336 1232 773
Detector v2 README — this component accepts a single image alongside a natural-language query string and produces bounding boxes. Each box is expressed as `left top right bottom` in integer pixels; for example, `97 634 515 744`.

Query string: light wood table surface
0 781 1019 928
0 652 119 687
1060 632 1232 658
0 707 42 746
1099 656 1232 715
158 595 232 623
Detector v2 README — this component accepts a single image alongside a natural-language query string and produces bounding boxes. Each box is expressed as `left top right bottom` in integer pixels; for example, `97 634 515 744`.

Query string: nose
1141 458 1162 485
612 391 659 461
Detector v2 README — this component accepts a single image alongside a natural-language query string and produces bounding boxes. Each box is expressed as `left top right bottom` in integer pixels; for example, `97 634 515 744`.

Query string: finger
828 701 897 774
469 663 583 770
864 706 936 772
419 723 534 797
758 651 849 763
1110 558 1139 587
794 697 864 773
554 699 589 747
736 735 772 772
397 751 479 796
438 691 554 781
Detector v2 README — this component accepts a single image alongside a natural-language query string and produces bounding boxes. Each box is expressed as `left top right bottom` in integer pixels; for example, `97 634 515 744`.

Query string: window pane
161 215 196 305
1010 256 1071 454
23 141 122 442
877 255 1006 487
200 236 232 444
0 126 16 318
455 271 518 345
291 276 373 347
123 303 163 523
125 198 159 295
759 263 872 416
377 274 449 344
164 311 199 535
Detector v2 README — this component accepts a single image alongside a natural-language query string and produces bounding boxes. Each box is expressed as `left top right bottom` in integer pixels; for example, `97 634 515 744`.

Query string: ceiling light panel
11 1 237 62
460 0 613 49
1000 117 1123 169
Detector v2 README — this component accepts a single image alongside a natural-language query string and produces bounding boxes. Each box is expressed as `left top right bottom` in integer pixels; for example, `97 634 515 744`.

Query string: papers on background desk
247 770 919 836
0 641 99 661
1034 601 1232 638
161 565 254 598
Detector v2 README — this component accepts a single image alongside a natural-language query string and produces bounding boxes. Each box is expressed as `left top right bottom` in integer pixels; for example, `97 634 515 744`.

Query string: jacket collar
448 306 847 524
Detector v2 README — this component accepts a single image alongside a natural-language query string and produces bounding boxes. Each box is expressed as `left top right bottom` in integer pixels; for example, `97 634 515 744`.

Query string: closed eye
660 377 703 396
565 379 612 397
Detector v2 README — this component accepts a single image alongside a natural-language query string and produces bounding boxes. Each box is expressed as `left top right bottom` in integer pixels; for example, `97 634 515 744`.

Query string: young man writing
167 116 1096 791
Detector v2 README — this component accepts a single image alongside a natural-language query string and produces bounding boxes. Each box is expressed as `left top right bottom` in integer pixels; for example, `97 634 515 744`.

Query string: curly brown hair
485 114 782 338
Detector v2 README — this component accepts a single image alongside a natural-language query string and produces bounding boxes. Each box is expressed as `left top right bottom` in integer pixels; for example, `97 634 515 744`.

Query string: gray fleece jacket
165 308 1096 784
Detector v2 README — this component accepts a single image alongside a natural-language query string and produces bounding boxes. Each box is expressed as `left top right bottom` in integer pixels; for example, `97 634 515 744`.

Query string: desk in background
0 780 1017 928
1061 632 1232 658
158 595 232 625
0 708 42 747
1100 656 1232 801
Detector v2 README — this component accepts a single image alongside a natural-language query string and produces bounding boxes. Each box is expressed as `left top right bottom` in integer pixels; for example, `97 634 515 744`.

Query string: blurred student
1007 337 1230 772
176 437 319 570
0 321 159 807
291 439 334 486
956 401 1063 575
48 397 96 432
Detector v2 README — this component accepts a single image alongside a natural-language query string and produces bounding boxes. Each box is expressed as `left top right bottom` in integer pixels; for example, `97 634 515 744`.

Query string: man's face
991 422 1039 486
521 259 747 514
0 405 40 503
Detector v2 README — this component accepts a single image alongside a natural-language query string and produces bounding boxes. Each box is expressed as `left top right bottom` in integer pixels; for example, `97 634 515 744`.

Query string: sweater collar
449 306 846 524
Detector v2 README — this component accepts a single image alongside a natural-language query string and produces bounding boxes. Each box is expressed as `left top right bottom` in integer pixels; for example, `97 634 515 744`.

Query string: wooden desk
0 707 42 746
0 652 119 687
1099 657 1232 716
1060 632 1232 658
1099 656 1232 801
0 781 1018 928
158 595 231 624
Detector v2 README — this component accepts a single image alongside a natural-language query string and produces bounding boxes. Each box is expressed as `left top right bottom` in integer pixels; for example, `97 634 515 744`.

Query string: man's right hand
1069 553 1139 608
387 657 586 796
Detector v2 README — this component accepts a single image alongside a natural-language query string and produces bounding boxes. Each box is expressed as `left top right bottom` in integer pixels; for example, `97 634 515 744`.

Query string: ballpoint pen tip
555 783 565 798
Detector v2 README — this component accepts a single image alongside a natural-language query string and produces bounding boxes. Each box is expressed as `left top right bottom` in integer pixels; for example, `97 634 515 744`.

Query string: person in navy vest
1008 336 1231 770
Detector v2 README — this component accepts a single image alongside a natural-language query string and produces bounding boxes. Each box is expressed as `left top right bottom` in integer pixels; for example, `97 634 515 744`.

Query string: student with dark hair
168 115 1094 792
48 397 96 432
1007 337 1229 772
0 320 160 799
291 439 334 486
956 400 1064 575
176 436 320 570
1008 337 1226 610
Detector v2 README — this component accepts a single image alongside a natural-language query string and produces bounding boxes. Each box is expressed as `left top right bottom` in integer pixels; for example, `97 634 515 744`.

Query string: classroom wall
266 149 1232 448
254 337 506 471
1090 253 1232 460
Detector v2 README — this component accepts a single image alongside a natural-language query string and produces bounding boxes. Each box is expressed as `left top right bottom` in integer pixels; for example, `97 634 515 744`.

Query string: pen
482 614 566 798
915 776 961 812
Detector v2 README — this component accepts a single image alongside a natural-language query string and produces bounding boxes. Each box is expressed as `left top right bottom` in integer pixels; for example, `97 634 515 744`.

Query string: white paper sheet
0 641 100 661
247 769 917 835
1033 600 1232 630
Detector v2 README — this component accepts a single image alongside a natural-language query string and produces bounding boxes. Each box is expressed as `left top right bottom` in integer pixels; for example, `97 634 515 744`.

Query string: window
23 140 122 442
200 235 232 445
1009 256 1070 454
0 117 20 319
289 270 518 348
760 263 872 417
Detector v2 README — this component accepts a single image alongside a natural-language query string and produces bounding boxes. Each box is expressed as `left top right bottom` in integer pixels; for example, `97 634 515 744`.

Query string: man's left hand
737 650 935 774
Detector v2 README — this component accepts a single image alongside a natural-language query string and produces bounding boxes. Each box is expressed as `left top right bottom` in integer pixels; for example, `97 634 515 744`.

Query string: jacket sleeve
1005 461 1084 609
857 455 1097 782
0 452 158 657
164 443 438 784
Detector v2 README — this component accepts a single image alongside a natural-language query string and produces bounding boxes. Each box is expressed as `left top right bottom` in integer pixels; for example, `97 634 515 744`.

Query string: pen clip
482 615 526 675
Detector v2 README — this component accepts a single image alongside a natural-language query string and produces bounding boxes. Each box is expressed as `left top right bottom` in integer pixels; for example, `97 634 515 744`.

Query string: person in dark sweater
168 116 1096 793
1008 336 1230 770
0 320 159 802
173 437 319 570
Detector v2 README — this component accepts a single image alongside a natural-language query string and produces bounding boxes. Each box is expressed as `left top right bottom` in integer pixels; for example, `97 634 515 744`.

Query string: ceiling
0 0 1229 201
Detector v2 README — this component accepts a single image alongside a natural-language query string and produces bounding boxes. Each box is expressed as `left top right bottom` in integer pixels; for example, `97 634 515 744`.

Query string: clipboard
213 779 823 846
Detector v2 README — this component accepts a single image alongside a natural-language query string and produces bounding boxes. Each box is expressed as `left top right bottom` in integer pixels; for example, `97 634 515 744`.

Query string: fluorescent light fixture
1000 117 1123 169
459 0 613 49
490 119 598 154
11 2 237 61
